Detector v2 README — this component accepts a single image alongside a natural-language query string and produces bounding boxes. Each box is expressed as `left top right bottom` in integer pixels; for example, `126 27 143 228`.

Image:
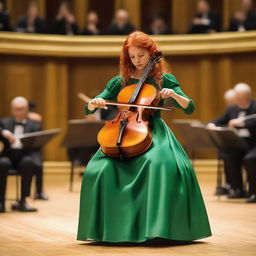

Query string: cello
95 51 173 159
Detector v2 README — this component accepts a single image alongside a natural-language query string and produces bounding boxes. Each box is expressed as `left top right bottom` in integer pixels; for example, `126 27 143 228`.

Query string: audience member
16 2 44 33
147 16 171 35
229 0 256 31
82 11 100 35
52 1 79 35
106 9 135 35
0 1 11 31
188 0 221 34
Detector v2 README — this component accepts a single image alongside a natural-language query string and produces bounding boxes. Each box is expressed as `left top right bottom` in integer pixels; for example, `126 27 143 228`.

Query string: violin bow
240 113 256 121
77 93 173 112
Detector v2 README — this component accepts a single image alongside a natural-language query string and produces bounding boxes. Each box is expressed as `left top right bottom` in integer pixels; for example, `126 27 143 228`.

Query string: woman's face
128 46 150 71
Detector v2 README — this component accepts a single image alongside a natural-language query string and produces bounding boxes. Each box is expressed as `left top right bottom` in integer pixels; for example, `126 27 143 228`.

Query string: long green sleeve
85 76 123 115
85 74 195 115
162 73 195 114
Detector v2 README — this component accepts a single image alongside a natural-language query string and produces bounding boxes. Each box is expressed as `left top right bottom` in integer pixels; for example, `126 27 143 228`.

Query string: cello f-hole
136 111 141 123
112 112 122 124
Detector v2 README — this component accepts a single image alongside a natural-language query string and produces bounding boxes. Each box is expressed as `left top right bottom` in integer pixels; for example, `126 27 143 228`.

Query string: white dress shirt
11 120 27 149
236 111 250 137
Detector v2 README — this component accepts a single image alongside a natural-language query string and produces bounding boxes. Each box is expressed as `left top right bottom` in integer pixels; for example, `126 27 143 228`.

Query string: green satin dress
77 74 212 242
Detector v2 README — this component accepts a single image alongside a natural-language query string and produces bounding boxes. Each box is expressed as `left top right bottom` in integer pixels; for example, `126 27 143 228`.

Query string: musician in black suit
0 1 11 31
188 0 221 34
208 83 256 203
0 97 46 213
15 2 44 33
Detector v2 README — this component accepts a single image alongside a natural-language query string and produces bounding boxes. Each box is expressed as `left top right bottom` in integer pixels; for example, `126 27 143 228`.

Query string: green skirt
77 117 212 242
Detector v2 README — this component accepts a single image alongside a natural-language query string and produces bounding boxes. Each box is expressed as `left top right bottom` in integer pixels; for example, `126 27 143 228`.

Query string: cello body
97 83 158 158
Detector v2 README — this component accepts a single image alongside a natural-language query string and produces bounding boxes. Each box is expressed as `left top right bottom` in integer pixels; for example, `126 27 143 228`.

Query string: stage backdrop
0 32 256 160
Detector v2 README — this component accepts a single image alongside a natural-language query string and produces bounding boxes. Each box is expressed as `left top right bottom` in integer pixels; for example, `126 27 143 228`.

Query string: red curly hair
119 31 168 88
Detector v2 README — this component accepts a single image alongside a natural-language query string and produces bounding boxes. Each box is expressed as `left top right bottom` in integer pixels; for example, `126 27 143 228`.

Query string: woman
77 31 211 243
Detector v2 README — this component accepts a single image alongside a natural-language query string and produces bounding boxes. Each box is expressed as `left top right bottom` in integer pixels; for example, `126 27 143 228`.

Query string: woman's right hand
88 98 106 111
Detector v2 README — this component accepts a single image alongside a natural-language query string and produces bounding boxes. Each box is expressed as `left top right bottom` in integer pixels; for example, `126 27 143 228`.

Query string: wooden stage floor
0 170 255 256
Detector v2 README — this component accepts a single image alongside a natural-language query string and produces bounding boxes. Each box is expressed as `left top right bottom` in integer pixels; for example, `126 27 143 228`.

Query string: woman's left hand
159 88 176 99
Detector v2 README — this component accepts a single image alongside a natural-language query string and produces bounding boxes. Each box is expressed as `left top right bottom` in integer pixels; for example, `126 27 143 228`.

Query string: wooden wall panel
162 55 200 123
0 56 45 118
68 57 119 119
73 0 88 29
0 56 8 117
232 53 256 84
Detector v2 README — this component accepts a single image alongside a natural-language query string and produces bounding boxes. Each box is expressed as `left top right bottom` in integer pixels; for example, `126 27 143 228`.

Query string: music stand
62 120 104 191
172 119 205 166
179 123 223 194
206 127 248 197
19 129 61 149
206 127 248 152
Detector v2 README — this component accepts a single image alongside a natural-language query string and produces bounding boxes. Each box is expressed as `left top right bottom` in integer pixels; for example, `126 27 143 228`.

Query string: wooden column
35 0 46 18
55 61 68 161
0 59 7 117
216 57 232 110
73 0 88 29
198 57 215 121
115 0 141 29
223 0 241 30
44 61 68 161
172 0 197 34
115 0 123 9
5 0 15 26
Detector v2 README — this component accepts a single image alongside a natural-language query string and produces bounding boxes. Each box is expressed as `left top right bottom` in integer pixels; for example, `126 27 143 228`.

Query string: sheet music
207 126 241 136
16 128 61 139
237 111 250 137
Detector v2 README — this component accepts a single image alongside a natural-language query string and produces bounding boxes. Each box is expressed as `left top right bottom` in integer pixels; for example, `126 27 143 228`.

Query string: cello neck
128 52 162 104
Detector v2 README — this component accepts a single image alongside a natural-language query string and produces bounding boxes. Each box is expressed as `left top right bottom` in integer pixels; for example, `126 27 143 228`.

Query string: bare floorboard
0 171 255 256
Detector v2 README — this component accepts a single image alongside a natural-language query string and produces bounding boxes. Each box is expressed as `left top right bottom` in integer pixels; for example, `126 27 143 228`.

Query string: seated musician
224 89 236 107
210 89 236 195
0 97 46 213
188 0 221 34
208 83 256 203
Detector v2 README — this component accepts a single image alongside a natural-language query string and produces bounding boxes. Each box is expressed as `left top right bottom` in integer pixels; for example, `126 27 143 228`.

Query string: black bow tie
15 122 25 126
